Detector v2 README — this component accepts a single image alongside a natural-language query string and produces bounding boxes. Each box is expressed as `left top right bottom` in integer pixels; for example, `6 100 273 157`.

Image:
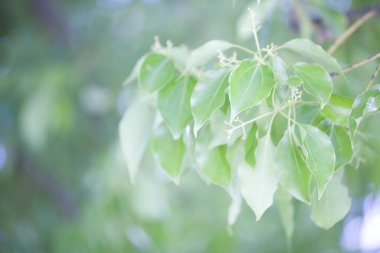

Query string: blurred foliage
0 0 380 252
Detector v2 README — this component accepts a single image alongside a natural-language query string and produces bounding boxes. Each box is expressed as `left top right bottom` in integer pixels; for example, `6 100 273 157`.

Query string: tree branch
330 52 380 78
342 52 380 74
366 63 380 90
328 9 377 54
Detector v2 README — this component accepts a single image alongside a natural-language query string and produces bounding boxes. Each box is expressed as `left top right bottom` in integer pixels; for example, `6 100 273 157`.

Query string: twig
365 63 380 90
328 10 377 54
330 52 380 77
343 52 380 74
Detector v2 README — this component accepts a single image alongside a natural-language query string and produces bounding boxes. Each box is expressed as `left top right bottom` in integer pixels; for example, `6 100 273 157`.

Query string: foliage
1 0 380 252
120 8 380 235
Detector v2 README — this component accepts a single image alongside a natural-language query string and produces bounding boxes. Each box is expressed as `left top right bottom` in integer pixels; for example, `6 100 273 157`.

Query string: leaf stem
328 10 377 54
248 8 263 60
287 107 292 138
227 101 301 133
230 44 256 56
292 104 296 133
279 110 299 126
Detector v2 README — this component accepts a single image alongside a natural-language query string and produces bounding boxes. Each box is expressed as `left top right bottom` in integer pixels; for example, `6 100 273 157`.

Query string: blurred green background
1 0 380 252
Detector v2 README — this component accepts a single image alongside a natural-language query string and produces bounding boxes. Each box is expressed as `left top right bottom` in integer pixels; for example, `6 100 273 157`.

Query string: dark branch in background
346 4 380 21
328 9 378 54
342 53 380 74
15 149 77 219
330 52 380 78
288 3 380 44
366 63 380 90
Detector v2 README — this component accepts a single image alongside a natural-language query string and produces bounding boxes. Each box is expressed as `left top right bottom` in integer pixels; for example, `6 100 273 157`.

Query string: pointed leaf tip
119 100 155 183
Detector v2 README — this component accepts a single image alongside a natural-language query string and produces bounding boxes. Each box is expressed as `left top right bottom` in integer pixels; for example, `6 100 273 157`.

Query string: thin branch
365 63 380 90
343 52 380 74
330 52 380 77
328 10 377 54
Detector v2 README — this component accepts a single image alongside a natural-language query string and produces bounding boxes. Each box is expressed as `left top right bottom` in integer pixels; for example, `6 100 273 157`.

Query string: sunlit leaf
152 124 186 184
279 39 342 74
296 103 319 124
238 132 278 220
191 69 229 135
158 76 196 139
300 124 335 199
161 46 191 70
228 186 242 226
208 110 229 149
187 40 233 69
330 126 352 169
276 132 311 203
276 188 295 241
229 60 275 119
294 63 333 107
320 94 353 126
123 54 146 86
272 55 288 84
199 145 232 188
270 113 287 145
244 123 258 167
226 139 245 170
287 76 303 88
311 171 351 229
139 52 175 92
119 100 155 183
348 84 380 142
208 110 244 149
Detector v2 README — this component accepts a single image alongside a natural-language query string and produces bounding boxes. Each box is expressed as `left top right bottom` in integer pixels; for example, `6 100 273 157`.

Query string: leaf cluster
120 38 380 232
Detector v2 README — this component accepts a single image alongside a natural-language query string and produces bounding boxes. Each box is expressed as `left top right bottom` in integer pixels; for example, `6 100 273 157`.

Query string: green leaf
158 76 196 139
301 124 335 199
226 139 245 170
348 84 380 142
119 100 155 183
161 46 191 70
272 55 288 84
208 110 244 149
320 94 353 126
229 60 275 119
276 132 311 203
294 63 333 107
296 103 319 124
199 145 232 188
238 132 278 220
208 110 230 149
330 126 353 169
191 69 229 135
139 52 175 92
228 185 242 226
123 54 146 86
244 123 258 167
279 39 342 74
187 40 233 69
152 124 186 184
287 76 303 88
276 188 295 241
270 113 288 145
311 171 351 229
